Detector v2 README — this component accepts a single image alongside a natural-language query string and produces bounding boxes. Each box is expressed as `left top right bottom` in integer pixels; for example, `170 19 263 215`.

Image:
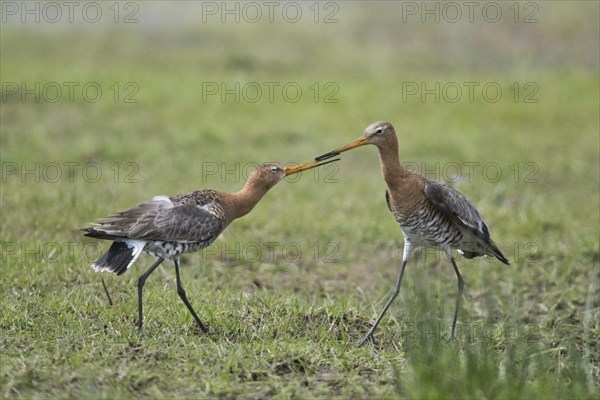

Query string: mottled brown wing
85 197 224 243
84 197 174 239
424 182 490 241
128 204 224 243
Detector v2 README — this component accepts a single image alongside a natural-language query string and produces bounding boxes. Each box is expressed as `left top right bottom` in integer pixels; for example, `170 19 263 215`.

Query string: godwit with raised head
83 159 338 334
315 121 508 346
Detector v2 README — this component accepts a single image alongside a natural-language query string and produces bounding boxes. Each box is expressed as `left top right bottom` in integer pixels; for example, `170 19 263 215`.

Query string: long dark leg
137 257 164 333
447 251 465 339
357 242 413 347
174 258 208 333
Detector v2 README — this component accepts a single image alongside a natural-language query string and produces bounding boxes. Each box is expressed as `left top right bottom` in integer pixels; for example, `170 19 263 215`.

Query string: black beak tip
315 151 340 162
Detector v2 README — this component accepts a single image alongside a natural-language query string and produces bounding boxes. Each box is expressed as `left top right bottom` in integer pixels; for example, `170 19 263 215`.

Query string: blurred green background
1 1 598 398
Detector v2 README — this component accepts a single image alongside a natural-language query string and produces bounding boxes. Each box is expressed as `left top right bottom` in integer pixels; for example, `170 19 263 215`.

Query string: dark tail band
92 241 144 275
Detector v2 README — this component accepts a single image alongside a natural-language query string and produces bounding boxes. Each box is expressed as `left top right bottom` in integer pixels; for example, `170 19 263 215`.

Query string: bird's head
247 163 287 191
315 121 397 161
362 121 397 147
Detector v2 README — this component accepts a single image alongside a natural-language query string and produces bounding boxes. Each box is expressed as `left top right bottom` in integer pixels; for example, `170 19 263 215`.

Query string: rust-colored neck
377 138 409 190
226 181 272 222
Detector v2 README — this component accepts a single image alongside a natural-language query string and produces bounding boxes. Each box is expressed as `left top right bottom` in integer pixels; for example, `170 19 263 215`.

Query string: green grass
1 2 599 399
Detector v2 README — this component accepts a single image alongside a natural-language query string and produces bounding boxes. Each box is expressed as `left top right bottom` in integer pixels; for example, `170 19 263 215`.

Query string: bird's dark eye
376 128 383 134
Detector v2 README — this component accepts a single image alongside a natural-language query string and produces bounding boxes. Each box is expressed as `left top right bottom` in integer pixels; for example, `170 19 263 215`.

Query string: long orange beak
314 137 368 162
283 158 340 176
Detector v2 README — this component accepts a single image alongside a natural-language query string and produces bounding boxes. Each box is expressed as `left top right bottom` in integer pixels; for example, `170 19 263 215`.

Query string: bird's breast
396 206 464 249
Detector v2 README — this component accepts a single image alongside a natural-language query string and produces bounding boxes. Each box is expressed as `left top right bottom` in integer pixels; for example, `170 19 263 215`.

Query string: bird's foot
193 323 209 335
357 333 376 347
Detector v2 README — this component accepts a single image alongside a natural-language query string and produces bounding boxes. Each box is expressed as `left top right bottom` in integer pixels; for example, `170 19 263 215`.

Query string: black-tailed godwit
316 121 509 346
83 159 338 334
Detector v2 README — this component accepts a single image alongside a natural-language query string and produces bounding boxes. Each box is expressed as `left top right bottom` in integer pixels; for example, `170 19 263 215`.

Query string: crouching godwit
83 160 337 334
315 121 509 346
